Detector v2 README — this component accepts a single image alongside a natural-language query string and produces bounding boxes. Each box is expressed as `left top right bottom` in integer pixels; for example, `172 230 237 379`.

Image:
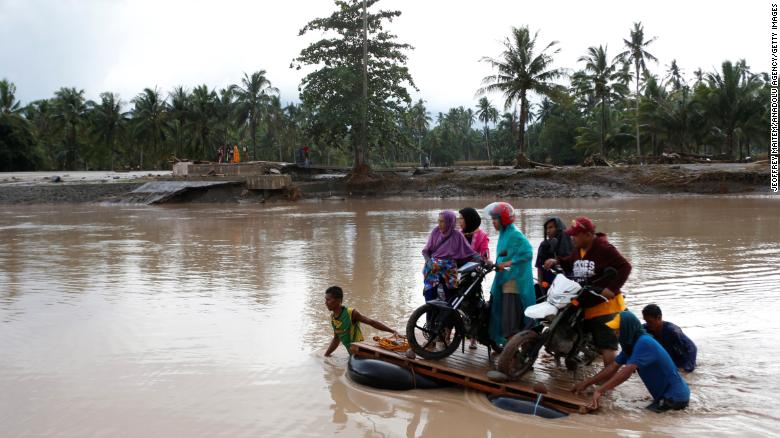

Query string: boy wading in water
324 286 398 357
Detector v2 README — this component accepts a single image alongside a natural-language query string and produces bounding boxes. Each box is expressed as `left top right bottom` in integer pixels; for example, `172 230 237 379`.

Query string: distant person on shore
484 202 535 346
535 217 573 291
232 144 240 163
572 311 690 413
303 146 311 167
216 146 224 163
458 207 490 349
422 211 480 302
324 286 398 356
642 304 697 373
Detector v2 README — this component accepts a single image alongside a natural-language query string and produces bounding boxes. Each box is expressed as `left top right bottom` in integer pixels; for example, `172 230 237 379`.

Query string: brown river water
1 197 779 437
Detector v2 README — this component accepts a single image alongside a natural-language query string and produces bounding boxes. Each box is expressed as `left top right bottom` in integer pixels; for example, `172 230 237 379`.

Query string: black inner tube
488 395 569 419
346 355 450 390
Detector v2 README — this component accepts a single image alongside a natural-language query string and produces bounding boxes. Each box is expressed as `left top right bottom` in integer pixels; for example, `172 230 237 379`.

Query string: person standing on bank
485 202 535 347
543 216 631 367
572 311 690 413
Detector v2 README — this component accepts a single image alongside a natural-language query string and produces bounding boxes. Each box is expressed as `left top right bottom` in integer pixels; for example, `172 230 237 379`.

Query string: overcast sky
0 0 767 116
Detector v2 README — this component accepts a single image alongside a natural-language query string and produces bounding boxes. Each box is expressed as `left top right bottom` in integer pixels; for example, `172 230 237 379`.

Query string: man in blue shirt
572 311 690 413
642 304 697 372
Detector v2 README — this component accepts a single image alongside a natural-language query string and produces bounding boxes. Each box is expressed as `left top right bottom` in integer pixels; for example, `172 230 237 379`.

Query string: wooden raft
350 339 591 414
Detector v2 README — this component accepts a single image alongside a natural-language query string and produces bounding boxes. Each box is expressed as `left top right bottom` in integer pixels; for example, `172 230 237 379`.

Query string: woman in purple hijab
421 211 479 301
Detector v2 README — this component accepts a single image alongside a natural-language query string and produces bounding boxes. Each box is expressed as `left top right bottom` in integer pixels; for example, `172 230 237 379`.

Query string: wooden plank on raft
350 340 591 414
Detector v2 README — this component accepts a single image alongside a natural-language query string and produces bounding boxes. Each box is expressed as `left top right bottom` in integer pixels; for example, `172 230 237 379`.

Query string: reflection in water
0 197 779 436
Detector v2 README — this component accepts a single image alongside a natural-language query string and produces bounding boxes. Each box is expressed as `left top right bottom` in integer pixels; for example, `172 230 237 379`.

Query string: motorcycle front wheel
406 303 465 360
495 330 540 379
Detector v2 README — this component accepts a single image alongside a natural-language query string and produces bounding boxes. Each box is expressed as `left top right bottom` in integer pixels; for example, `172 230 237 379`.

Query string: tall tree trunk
109 133 114 171
600 100 607 156
516 94 530 167
484 124 492 163
355 0 369 174
251 117 257 161
635 64 641 158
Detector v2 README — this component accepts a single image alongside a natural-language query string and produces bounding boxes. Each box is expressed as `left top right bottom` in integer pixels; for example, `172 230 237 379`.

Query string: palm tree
475 97 498 163
409 99 430 164
1 79 22 114
234 70 278 160
90 92 127 170
693 68 705 87
618 22 658 157
577 45 629 156
168 86 190 158
189 84 217 159
702 60 764 159
131 87 167 168
463 108 475 160
264 95 286 162
665 60 685 92
639 73 668 156
283 103 306 162
52 87 88 169
478 26 565 167
215 86 236 152
25 99 57 163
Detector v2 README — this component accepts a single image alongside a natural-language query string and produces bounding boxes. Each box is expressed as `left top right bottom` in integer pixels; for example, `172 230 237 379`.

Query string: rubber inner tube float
488 395 569 419
347 355 450 390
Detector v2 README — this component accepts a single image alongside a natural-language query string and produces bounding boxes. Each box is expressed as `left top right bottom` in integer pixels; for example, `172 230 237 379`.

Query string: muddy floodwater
1 197 779 437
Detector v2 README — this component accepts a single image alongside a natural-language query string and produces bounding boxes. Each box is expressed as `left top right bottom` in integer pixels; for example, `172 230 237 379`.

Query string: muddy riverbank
0 163 770 204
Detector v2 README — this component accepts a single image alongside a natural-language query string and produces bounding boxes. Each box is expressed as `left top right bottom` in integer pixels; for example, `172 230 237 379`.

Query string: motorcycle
406 258 505 360
492 266 617 380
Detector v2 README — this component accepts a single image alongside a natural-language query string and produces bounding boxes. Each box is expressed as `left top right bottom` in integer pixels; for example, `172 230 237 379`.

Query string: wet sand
0 163 770 204
1 197 779 437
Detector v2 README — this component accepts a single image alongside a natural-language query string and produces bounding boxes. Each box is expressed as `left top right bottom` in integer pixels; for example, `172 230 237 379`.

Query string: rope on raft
373 334 419 388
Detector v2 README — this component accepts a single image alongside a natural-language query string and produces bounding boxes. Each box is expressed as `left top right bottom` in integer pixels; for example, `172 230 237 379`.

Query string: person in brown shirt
543 216 631 367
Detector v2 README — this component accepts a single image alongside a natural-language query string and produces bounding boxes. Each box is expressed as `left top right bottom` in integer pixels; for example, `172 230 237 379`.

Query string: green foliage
0 18 770 172
293 0 416 170
478 26 565 164
0 112 46 171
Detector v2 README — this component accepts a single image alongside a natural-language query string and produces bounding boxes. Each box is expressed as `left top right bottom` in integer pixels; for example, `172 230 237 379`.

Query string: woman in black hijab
535 217 573 287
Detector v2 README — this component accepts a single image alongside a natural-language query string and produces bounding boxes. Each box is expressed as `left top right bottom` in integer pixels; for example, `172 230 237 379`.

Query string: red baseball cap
565 216 595 236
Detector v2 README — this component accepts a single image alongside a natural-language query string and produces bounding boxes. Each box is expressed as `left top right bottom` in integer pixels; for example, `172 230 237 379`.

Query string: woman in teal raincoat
485 202 536 346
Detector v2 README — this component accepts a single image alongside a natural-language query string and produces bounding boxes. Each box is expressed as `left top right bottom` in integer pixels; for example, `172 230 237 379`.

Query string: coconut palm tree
52 87 88 169
702 60 764 159
475 97 498 162
168 86 190 158
409 99 430 163
577 45 629 156
189 84 217 159
665 60 685 92
234 70 278 160
264 95 286 161
618 22 658 157
478 26 565 167
131 87 167 168
215 86 237 152
90 92 127 170
1 79 22 114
